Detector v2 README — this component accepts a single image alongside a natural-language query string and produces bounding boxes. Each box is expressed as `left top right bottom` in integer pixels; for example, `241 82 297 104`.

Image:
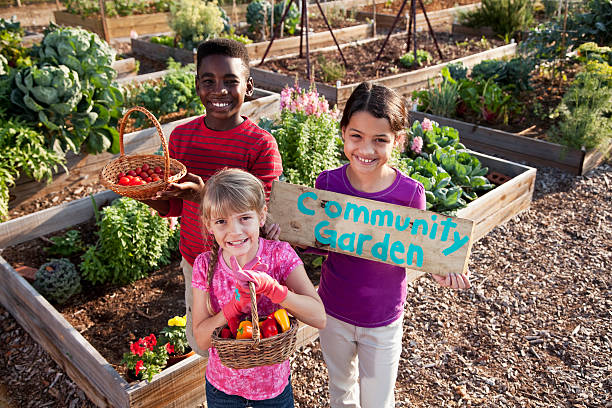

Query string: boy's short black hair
196 38 250 78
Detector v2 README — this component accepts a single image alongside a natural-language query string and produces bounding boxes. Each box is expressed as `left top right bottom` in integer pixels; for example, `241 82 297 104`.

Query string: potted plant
160 315 194 366
121 333 171 382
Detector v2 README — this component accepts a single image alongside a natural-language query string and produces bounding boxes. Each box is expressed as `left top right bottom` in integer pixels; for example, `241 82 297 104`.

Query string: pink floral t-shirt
192 238 303 400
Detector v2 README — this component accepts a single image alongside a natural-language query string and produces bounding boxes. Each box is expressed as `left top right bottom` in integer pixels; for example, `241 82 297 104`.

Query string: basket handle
118 106 172 183
248 282 261 346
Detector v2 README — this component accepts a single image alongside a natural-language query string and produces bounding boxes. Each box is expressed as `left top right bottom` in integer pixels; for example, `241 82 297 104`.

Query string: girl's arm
191 289 228 352
278 264 326 329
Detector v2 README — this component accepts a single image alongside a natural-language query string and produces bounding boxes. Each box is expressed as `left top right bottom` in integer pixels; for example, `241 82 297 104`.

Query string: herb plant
317 55 346 82
80 197 180 285
0 115 66 221
45 230 86 257
399 50 432 68
169 0 224 50
458 0 534 38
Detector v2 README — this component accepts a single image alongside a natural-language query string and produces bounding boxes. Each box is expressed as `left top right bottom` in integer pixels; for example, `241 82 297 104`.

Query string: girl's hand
431 271 471 290
262 221 281 241
221 286 253 332
229 256 288 304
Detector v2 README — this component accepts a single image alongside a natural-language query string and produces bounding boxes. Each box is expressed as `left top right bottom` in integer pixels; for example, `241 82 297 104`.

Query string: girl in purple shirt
316 82 471 408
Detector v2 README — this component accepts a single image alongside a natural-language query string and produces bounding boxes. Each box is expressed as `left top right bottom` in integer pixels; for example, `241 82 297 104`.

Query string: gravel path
1 163 611 407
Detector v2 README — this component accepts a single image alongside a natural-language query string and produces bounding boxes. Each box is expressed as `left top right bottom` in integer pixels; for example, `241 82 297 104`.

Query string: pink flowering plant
121 334 172 382
404 118 464 159
261 83 342 187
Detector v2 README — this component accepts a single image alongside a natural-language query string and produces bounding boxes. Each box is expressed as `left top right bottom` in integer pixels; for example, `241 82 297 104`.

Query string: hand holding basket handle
229 256 288 304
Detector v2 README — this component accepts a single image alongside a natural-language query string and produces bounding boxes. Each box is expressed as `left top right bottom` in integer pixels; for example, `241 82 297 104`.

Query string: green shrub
44 230 85 257
0 18 33 69
272 0 300 35
62 0 176 18
0 115 66 221
458 0 533 38
33 258 81 305
447 62 468 81
548 69 612 151
317 55 346 83
471 57 535 92
247 0 272 39
80 197 180 285
412 67 459 118
169 0 224 50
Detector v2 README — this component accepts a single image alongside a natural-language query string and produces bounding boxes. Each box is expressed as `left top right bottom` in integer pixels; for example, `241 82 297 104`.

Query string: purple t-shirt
315 164 426 327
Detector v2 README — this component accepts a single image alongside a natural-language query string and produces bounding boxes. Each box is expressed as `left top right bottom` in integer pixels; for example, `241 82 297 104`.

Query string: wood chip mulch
1 162 611 407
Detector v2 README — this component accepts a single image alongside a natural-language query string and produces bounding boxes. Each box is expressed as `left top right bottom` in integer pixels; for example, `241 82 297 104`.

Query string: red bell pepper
220 328 232 339
261 315 279 338
227 316 240 338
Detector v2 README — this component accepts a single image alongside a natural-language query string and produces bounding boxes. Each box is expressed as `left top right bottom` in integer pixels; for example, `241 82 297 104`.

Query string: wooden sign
268 181 475 276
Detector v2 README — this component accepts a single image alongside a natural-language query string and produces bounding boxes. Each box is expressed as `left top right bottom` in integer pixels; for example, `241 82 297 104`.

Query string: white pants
319 314 404 408
181 258 209 357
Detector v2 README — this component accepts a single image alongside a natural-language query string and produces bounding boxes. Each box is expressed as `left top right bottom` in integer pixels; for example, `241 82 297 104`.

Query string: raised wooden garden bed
53 10 171 40
0 148 533 406
411 111 612 175
354 2 480 32
7 83 279 212
251 42 516 109
130 22 375 65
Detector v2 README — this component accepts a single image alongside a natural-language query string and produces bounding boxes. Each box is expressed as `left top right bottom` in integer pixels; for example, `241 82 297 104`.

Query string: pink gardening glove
229 256 288 304
222 286 251 331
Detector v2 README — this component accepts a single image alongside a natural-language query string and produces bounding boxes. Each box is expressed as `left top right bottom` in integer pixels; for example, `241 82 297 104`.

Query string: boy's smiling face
196 54 254 131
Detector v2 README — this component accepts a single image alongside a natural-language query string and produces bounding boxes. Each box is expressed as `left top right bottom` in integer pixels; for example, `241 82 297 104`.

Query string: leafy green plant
80 197 180 285
0 18 33 69
576 42 612 65
220 27 253 45
45 230 86 257
272 0 300 35
247 0 272 40
566 0 612 47
446 62 468 81
10 24 123 155
0 115 66 221
548 68 612 151
471 57 535 92
33 258 82 305
412 67 460 118
61 0 176 17
150 34 181 48
458 0 534 38
159 315 190 355
399 50 432 68
121 58 205 126
317 55 346 83
169 0 224 50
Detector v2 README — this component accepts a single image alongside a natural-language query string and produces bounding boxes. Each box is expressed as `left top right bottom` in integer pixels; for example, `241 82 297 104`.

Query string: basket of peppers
211 282 298 369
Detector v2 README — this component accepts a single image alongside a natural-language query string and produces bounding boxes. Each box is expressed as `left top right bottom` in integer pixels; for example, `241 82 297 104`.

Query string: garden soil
1 163 611 407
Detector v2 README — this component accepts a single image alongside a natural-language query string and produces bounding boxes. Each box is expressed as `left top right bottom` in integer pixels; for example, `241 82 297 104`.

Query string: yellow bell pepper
273 309 290 332
236 320 253 339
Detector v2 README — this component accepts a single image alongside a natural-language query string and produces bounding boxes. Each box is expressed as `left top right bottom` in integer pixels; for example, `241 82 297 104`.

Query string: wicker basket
211 282 299 369
99 106 187 200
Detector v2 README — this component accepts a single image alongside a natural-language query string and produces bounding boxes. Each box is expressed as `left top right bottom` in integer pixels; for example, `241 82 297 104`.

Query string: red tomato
141 163 149 171
151 175 161 182
138 172 147 179
131 179 145 186
135 167 142 174
153 166 162 174
144 177 152 183
117 172 126 178
118 176 130 186
147 168 154 176
127 170 137 177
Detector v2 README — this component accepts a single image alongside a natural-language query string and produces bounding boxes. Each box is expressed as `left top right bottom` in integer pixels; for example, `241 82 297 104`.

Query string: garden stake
375 0 443 61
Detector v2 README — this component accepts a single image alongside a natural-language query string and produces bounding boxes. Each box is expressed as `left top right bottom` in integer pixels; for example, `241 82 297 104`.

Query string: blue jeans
205 376 295 408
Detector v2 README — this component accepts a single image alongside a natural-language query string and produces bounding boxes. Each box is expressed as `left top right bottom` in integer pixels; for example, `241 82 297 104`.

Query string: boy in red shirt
143 38 282 356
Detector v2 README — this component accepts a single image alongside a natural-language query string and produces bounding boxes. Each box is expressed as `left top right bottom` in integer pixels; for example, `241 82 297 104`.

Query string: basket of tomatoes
211 282 299 369
99 107 187 200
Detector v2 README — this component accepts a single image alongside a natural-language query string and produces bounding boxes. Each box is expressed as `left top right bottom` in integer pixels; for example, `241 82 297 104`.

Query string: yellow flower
168 315 186 327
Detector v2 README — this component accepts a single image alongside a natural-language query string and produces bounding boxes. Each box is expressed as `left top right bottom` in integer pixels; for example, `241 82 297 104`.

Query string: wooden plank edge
580 139 612 175
0 257 129 408
1 190 118 248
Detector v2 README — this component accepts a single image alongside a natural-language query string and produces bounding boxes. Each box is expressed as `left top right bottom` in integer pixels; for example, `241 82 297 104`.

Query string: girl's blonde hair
199 168 266 313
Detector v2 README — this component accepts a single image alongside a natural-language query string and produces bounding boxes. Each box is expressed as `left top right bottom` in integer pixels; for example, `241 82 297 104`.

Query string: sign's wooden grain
269 181 474 275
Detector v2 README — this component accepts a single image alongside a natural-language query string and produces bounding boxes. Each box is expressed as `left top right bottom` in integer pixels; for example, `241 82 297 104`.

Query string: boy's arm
249 135 283 199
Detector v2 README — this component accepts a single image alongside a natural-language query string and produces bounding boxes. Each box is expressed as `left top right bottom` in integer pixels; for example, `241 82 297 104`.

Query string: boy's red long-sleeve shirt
165 116 282 265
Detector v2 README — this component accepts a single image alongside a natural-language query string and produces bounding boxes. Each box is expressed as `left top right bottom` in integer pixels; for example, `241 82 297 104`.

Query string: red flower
145 334 157 350
134 360 144 376
130 342 145 357
165 343 174 354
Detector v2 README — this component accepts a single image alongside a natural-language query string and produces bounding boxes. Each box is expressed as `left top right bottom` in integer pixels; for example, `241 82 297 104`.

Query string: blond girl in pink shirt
191 168 326 407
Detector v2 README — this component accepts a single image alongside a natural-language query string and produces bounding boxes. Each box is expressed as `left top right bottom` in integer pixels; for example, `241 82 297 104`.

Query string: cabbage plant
10 24 123 155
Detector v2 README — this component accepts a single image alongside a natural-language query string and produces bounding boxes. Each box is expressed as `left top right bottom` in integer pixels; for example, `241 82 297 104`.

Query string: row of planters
0 83 535 406
410 0 612 174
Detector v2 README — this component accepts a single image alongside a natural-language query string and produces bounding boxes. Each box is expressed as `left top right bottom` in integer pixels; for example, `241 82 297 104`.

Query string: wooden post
97 0 110 42
372 0 376 36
